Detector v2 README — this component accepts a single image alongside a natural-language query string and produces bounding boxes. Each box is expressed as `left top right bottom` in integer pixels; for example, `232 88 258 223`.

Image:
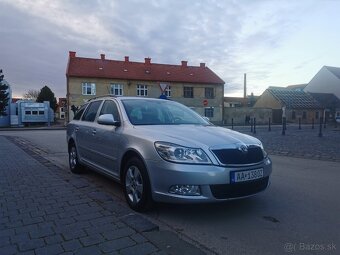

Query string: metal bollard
253 118 256 134
282 117 286 135
268 117 271 131
250 118 253 133
231 118 234 130
299 118 301 130
312 118 314 129
318 117 323 137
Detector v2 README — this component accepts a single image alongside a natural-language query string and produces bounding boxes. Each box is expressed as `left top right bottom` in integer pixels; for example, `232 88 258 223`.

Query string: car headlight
154 142 212 164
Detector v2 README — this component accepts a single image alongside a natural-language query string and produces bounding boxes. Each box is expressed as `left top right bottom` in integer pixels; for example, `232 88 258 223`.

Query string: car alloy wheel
123 157 153 211
68 143 83 174
125 165 144 205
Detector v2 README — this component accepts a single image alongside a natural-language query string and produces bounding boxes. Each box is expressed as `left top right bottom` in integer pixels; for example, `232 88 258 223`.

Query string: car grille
210 177 269 199
212 146 264 165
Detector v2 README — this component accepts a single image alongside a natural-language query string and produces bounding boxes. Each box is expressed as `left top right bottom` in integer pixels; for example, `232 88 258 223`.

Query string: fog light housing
169 185 201 196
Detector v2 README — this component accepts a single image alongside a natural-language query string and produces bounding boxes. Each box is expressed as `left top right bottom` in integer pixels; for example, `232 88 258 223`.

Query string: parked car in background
67 96 272 211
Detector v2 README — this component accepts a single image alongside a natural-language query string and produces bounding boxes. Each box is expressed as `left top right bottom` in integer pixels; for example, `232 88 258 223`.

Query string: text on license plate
231 168 264 183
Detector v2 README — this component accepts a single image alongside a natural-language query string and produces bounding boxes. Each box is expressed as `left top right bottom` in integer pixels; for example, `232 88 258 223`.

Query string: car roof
88 96 169 103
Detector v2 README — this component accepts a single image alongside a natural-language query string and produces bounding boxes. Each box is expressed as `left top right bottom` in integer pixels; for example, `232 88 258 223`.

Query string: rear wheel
123 157 153 212
69 143 84 174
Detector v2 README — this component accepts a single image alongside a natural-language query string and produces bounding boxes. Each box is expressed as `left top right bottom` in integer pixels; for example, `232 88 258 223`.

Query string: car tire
123 157 153 212
68 143 84 174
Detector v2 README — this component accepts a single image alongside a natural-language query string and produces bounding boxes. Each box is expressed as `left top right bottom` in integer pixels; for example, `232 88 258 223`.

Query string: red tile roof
66 52 224 85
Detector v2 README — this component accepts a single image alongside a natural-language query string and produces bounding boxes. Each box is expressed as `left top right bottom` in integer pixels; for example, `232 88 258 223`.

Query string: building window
38 111 44 115
137 85 148 96
302 111 307 119
165 86 171 97
82 83 96 95
183 87 193 98
204 107 214 118
25 110 31 115
32 111 38 115
292 111 296 120
315 111 319 119
205 88 214 99
110 84 123 96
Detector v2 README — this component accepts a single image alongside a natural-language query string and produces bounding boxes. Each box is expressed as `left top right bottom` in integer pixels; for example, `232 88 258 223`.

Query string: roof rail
87 95 116 102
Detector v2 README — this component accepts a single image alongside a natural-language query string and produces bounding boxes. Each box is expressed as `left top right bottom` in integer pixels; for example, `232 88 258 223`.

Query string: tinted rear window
82 101 103 122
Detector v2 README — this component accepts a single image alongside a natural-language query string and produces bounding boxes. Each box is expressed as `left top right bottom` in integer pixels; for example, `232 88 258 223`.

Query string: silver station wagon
67 96 272 211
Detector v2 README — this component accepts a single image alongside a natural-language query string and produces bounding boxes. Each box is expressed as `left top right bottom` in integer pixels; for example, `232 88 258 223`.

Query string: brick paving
230 124 340 162
0 136 203 255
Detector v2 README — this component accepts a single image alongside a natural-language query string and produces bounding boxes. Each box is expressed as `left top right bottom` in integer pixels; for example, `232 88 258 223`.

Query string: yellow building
66 52 225 123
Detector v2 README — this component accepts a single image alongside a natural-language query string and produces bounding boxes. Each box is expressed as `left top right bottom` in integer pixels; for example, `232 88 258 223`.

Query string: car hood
131 124 261 149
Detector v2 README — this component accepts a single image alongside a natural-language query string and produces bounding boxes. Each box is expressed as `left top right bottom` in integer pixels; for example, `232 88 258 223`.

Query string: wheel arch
120 149 149 183
68 138 75 152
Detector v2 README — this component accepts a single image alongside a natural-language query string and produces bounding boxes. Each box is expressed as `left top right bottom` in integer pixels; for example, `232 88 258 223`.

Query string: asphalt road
1 130 339 255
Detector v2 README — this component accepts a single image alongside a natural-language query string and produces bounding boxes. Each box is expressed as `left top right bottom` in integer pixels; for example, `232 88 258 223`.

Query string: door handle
92 129 96 135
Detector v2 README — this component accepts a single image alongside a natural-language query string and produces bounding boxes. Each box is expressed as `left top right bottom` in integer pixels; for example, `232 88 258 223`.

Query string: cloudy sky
1 0 340 99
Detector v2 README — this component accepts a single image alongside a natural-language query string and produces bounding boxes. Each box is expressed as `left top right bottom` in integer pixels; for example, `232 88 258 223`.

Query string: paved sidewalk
0 136 204 255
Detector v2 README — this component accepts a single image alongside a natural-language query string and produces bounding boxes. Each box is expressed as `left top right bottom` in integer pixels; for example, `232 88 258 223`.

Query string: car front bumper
146 157 272 203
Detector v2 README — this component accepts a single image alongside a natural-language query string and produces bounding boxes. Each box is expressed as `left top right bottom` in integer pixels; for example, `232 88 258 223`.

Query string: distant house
56 98 67 120
224 93 259 108
224 97 247 108
254 87 322 124
304 66 340 99
310 93 340 122
66 51 225 123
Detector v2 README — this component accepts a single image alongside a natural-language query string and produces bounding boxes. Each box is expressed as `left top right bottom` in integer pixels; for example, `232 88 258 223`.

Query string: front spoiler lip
152 179 271 204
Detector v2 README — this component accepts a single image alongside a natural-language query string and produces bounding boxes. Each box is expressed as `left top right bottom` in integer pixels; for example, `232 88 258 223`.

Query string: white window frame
110 83 124 96
137 84 148 96
82 83 96 95
165 85 171 97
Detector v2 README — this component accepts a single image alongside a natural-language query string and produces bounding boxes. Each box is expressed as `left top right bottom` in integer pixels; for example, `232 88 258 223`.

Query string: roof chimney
125 56 129 62
69 51 76 58
100 54 105 60
181 61 188 67
145 57 151 65
200 63 205 68
244 73 247 99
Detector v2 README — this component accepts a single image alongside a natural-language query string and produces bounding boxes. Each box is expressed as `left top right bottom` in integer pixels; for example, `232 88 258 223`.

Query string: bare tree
23 89 40 101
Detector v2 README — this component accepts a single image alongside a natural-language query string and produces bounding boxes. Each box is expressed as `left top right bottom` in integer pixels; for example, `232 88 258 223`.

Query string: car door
93 99 122 177
76 100 103 164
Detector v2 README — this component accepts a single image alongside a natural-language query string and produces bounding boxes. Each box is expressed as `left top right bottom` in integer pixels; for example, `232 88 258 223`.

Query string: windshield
122 99 210 126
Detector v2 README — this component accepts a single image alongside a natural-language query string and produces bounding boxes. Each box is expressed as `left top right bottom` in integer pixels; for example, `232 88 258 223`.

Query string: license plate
230 168 264 183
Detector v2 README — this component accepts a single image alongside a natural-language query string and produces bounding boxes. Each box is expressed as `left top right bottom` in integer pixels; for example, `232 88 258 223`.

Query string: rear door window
81 101 103 122
73 104 88 120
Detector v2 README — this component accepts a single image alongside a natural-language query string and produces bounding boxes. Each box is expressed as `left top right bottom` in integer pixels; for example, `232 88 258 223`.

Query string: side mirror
98 114 121 126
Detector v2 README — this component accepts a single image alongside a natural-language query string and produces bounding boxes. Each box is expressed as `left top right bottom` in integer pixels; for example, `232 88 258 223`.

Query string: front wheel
68 143 84 174
123 157 153 212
